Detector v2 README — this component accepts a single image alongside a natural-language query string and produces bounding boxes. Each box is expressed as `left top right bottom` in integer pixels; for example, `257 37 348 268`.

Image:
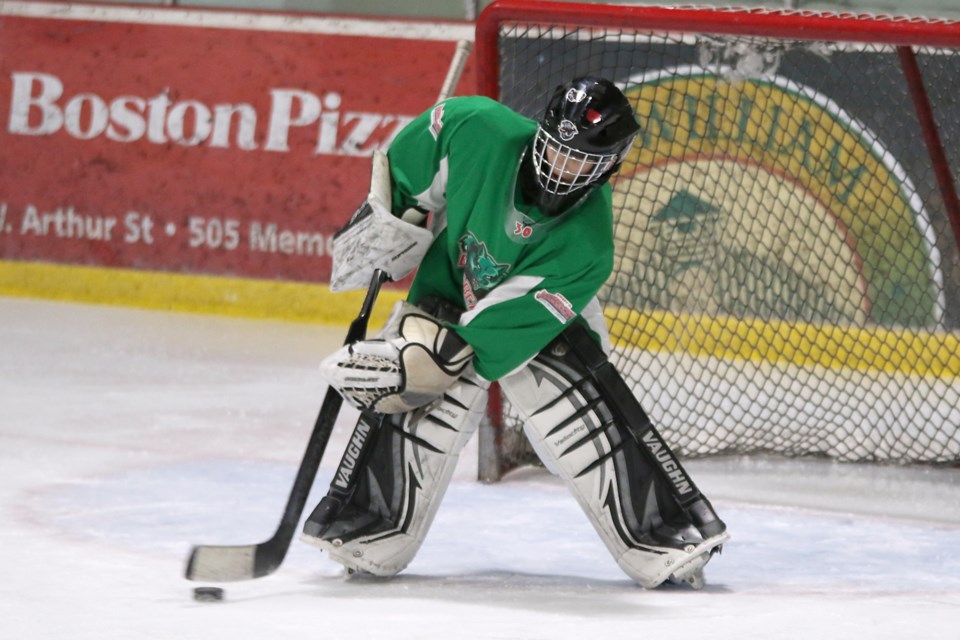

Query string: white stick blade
185 545 257 582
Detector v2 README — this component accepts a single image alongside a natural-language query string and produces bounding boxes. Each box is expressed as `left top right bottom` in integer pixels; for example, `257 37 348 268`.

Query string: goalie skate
301 524 424 578
665 536 726 590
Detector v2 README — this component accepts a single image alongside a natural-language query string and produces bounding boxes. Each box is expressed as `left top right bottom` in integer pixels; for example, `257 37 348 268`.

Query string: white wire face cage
532 126 619 196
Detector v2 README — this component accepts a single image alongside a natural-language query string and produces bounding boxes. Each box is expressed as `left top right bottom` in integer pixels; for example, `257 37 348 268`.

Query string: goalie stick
185 269 387 582
185 38 472 583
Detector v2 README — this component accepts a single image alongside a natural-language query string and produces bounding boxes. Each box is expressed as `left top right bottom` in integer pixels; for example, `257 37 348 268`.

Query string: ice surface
1 297 958 639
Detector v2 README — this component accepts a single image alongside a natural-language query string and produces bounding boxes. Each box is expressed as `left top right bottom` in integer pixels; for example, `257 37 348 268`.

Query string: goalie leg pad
302 372 489 576
499 323 729 589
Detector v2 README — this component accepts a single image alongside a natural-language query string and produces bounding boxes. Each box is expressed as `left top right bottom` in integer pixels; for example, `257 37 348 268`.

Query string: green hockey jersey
387 96 614 381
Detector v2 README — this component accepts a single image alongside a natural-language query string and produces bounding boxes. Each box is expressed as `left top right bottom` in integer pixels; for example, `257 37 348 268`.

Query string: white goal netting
477 3 960 479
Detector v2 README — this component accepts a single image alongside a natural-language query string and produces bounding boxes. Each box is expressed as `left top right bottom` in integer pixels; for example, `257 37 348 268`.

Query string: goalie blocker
329 150 434 293
304 301 728 588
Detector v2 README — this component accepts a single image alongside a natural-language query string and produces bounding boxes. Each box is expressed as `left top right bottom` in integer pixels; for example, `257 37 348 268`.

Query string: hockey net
475 0 960 480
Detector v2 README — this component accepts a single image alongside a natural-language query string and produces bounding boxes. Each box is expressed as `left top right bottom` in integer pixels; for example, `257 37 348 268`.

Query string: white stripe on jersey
412 156 449 213
459 274 544 326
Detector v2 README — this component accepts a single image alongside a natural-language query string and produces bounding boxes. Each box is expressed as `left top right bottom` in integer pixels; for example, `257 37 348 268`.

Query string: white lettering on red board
0 199 337 258
5 71 414 156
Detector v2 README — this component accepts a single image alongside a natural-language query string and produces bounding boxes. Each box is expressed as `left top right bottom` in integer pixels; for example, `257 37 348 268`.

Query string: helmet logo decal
586 108 602 124
557 119 578 141
565 88 587 103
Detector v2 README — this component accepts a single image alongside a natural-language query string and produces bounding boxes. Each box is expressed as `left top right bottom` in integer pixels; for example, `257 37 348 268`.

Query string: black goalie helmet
522 77 640 215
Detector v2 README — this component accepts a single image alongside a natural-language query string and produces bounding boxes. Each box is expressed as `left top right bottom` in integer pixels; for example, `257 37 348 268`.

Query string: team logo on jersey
534 289 576 323
457 232 510 309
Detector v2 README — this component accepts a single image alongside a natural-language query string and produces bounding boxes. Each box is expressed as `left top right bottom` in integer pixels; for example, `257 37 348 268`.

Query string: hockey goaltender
303 77 730 590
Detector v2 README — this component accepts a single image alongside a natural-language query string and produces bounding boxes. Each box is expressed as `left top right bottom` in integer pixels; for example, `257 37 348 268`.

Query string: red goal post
474 0 960 480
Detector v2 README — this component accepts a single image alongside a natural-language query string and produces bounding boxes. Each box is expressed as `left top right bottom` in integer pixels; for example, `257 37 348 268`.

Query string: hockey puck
193 586 224 602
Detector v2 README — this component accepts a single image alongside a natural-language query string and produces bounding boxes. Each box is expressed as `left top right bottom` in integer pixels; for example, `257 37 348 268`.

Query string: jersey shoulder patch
429 103 446 140
534 289 576 323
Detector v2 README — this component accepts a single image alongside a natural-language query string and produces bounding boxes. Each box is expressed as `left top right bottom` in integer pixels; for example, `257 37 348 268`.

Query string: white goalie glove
330 150 435 292
319 303 474 414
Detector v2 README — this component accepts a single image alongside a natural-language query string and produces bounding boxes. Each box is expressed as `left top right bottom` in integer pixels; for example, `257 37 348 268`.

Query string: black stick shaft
255 270 386 573
186 269 387 581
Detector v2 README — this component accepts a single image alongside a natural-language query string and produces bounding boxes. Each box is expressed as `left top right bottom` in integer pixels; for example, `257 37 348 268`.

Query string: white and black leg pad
301 373 489 576
498 322 730 589
319 302 475 414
